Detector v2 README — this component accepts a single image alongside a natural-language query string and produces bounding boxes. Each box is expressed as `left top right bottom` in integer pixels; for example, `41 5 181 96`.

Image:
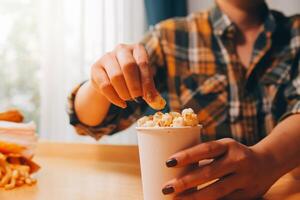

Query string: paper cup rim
135 124 203 131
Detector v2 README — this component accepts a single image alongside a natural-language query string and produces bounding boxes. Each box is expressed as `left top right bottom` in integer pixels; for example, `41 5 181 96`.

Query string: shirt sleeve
279 52 300 121
67 26 166 140
140 26 165 70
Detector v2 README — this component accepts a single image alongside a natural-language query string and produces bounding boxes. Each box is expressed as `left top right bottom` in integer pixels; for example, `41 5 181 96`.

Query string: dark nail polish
162 185 174 195
166 158 178 167
134 97 144 103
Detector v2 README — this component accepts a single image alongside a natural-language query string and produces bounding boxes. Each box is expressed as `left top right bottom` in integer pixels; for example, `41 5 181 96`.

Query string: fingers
133 44 166 110
174 175 239 200
101 52 132 101
115 45 143 98
163 157 235 194
133 44 155 97
91 63 127 108
91 43 165 110
166 140 228 168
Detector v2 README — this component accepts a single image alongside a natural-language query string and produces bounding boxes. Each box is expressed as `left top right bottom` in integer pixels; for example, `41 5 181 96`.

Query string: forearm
74 80 111 126
254 114 300 176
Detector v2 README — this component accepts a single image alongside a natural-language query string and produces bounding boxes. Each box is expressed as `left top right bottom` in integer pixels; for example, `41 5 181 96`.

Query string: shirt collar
209 3 277 38
210 5 233 37
263 8 277 36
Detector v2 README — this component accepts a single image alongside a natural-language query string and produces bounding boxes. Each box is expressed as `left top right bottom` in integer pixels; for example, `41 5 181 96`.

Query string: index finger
166 140 228 168
133 44 166 110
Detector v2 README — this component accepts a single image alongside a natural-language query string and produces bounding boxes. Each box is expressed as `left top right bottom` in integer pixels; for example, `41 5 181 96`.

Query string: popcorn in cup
136 108 202 200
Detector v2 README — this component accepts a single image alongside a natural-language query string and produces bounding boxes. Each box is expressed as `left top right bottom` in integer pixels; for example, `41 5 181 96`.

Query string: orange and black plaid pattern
68 5 300 145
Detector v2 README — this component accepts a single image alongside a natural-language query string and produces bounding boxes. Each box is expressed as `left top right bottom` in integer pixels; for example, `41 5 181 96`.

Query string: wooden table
1 142 299 200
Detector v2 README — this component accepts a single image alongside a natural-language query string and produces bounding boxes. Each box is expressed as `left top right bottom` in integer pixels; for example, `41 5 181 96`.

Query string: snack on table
0 152 39 190
137 108 199 127
0 141 26 155
0 121 38 159
0 109 40 190
0 109 24 123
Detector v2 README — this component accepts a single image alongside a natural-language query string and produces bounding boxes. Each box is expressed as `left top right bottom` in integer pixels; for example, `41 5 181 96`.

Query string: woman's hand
90 44 164 109
162 138 281 200
74 43 166 126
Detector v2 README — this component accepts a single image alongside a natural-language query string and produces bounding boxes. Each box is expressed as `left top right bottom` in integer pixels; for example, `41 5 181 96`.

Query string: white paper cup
137 125 202 200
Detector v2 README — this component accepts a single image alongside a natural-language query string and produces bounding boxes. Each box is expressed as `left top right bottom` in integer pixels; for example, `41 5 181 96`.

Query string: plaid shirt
68 5 300 145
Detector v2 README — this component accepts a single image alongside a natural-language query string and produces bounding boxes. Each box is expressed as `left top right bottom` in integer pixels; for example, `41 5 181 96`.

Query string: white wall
188 0 213 13
188 0 300 16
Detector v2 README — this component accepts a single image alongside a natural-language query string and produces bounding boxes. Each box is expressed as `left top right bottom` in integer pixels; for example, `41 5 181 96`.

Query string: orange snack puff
0 141 25 155
0 109 24 123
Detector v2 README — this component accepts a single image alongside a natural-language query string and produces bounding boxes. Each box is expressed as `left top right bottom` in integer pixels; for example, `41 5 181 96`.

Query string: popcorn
182 108 194 117
160 113 173 127
153 112 163 124
172 117 185 127
143 93 166 111
143 120 157 127
184 116 199 126
137 116 150 127
137 108 199 127
182 108 198 126
169 112 181 118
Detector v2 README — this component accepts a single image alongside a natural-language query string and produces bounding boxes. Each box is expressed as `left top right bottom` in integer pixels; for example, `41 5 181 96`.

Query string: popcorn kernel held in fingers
143 94 166 110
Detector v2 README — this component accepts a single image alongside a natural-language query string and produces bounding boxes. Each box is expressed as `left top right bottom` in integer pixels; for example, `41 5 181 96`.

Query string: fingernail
162 185 174 195
134 97 144 103
145 91 155 101
166 158 177 167
119 102 127 108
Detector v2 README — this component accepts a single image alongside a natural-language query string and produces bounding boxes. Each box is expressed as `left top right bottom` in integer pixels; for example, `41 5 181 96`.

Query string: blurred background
0 0 299 144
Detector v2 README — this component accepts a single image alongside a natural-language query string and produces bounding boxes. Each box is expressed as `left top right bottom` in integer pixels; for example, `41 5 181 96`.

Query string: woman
68 0 300 199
